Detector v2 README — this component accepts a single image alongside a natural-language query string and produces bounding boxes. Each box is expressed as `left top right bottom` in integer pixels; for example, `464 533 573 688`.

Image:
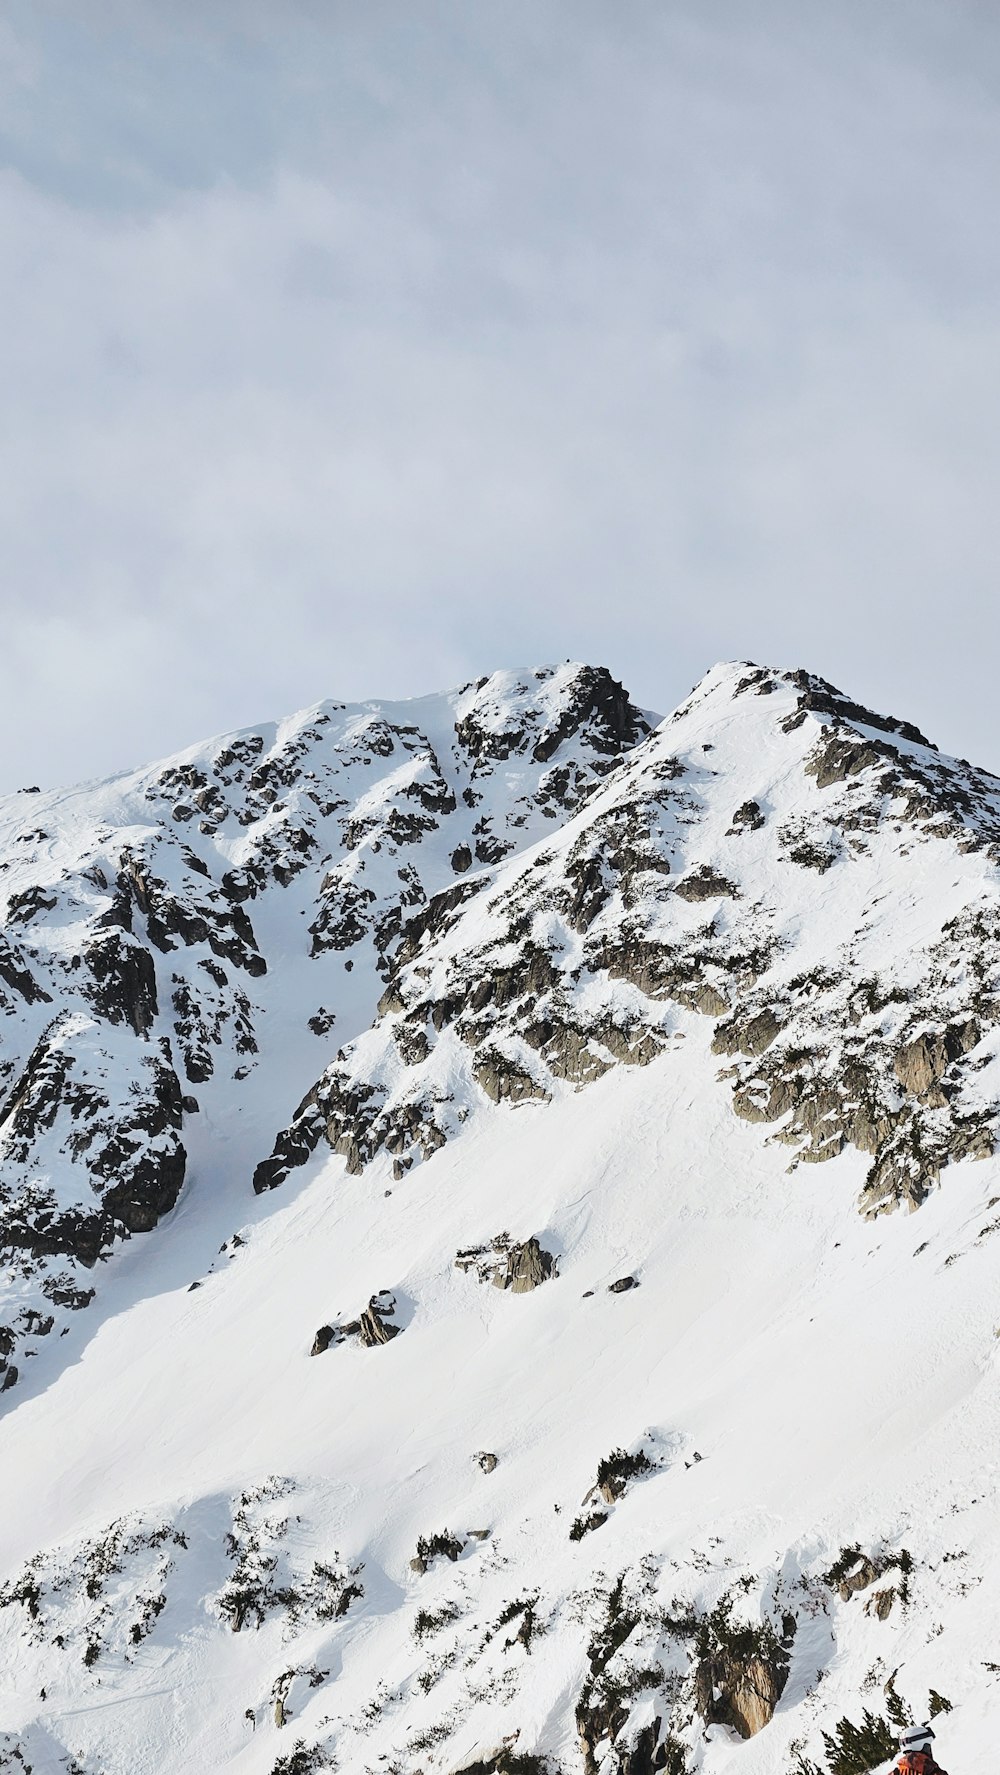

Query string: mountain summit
0 662 997 1774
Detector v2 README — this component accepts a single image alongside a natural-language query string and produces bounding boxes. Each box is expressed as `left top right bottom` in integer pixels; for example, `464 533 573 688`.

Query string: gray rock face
358 1294 401 1346
835 1556 880 1600
866 1587 896 1620
694 1646 787 1738
497 1237 557 1294
85 930 159 1035
474 1052 549 1107
312 1291 401 1353
673 864 739 901
729 798 766 833
893 1022 979 1101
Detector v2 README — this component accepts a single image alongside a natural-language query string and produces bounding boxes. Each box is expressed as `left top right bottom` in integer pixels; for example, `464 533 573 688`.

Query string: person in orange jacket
897 1722 948 1774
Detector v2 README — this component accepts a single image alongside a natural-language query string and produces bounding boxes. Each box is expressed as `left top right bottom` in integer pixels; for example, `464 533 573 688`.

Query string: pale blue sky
3 2 1000 788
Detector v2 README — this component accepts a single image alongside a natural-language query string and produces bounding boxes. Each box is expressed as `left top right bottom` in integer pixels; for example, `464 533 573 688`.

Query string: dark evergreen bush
415 1529 465 1563
568 1509 609 1541
822 1710 897 1774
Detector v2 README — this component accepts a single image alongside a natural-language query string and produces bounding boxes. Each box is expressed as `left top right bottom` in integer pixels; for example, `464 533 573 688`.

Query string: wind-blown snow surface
1 662 999 1774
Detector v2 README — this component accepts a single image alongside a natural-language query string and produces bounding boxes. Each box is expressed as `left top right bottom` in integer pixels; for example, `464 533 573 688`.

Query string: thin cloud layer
2 1 1000 789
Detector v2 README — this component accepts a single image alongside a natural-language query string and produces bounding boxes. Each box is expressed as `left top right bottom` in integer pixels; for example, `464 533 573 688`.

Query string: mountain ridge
0 658 998 1775
255 659 1000 1223
0 662 651 1394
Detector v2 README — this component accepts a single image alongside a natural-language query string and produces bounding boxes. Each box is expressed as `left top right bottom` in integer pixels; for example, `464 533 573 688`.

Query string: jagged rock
459 1235 557 1293
834 1555 880 1600
494 1238 557 1294
865 1587 896 1620
805 731 889 789
608 1276 638 1293
893 1022 979 1099
729 799 765 833
673 865 739 901
42 1279 95 1310
615 1722 673 1773
252 1095 327 1194
694 1647 786 1738
476 1451 499 1473
90 1053 187 1235
314 1291 401 1352
473 1051 549 1106
779 668 933 747
0 936 51 1005
358 1292 401 1346
712 1007 782 1058
5 885 58 924
85 930 159 1035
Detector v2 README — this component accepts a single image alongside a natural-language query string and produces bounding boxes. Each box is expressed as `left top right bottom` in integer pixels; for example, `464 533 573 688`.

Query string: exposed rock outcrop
456 1236 557 1293
693 1645 786 1738
311 1291 401 1352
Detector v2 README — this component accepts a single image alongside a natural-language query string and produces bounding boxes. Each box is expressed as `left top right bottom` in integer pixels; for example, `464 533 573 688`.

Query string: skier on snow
897 1722 948 1774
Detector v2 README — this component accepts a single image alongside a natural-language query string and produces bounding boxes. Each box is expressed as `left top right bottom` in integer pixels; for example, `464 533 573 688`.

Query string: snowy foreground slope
2 662 1000 1774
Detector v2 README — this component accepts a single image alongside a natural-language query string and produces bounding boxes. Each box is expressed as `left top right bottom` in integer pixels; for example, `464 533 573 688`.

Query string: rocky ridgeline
0 666 651 1393
256 664 1000 1219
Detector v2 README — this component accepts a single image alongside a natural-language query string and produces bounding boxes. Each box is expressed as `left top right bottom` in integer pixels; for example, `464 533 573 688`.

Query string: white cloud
3 2 1000 788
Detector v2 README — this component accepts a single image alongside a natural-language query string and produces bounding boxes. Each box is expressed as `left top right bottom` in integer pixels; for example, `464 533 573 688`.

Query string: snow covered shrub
412 1603 461 1639
451 1754 554 1774
595 1447 653 1503
569 1509 609 1541
414 1530 465 1566
269 1743 332 1775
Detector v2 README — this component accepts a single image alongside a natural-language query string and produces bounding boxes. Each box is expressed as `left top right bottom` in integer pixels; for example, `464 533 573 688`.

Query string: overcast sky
3 1 1000 791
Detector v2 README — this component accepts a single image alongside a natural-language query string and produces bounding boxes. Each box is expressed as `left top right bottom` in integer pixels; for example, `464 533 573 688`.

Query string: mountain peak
0 659 996 1775
676 657 936 751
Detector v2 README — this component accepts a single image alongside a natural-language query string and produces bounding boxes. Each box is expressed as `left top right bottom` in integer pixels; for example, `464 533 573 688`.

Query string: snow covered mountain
1 661 999 1775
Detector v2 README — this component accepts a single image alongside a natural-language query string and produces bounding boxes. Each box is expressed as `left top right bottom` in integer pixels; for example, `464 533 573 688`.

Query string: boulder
494 1238 557 1294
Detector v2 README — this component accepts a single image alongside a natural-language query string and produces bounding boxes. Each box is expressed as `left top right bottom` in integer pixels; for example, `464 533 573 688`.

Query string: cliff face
0 660 997 1775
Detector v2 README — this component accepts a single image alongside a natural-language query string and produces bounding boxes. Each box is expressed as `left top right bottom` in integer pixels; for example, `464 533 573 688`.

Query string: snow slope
1 662 998 1775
